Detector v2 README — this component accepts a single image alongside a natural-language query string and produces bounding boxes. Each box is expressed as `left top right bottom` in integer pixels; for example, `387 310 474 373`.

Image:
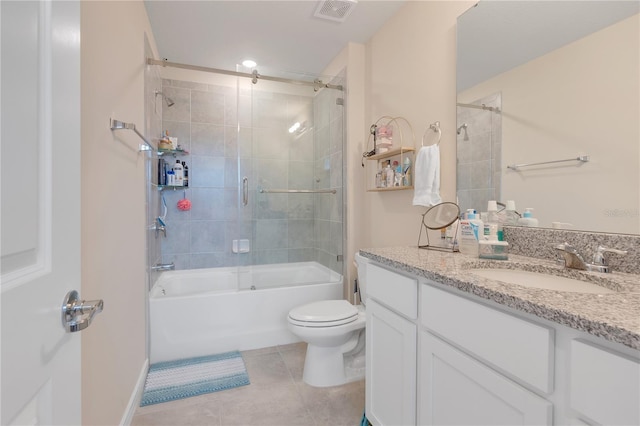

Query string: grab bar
507 155 589 171
259 188 337 194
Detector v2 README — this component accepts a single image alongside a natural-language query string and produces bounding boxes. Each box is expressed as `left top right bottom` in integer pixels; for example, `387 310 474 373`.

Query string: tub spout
151 262 175 271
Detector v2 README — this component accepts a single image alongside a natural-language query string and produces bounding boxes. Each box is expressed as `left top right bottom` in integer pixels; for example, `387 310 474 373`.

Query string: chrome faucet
151 262 175 271
152 217 167 238
555 243 626 273
590 245 628 273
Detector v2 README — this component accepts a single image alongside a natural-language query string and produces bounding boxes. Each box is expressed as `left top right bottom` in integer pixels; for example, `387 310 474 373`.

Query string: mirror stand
417 202 460 252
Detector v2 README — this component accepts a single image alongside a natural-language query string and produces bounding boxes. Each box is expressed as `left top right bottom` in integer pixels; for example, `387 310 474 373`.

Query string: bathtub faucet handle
151 262 175 271
153 217 167 238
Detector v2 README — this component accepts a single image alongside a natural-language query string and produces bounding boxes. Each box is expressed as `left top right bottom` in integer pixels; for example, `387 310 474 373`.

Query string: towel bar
507 155 589 171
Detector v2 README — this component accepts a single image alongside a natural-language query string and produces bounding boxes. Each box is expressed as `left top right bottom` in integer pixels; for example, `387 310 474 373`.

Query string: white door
1 1 84 424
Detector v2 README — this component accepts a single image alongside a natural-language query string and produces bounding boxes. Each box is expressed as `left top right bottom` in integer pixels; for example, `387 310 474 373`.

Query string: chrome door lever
61 290 104 333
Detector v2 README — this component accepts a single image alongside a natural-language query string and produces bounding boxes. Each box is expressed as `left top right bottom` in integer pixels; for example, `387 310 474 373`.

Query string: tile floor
131 343 365 426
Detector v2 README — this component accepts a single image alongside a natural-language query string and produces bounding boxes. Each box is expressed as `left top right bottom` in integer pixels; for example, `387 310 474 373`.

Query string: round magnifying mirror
422 202 460 230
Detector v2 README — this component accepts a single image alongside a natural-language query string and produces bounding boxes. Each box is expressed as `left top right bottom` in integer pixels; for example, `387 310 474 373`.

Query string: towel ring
421 121 441 146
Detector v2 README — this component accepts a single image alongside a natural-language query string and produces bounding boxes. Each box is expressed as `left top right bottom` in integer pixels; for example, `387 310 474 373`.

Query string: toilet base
302 331 366 387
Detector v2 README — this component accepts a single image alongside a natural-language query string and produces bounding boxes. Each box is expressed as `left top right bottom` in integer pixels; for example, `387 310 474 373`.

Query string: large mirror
456 1 639 235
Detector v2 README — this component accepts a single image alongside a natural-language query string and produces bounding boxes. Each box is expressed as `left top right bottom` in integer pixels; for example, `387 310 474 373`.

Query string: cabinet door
570 339 640 425
366 299 417 426
419 331 552 426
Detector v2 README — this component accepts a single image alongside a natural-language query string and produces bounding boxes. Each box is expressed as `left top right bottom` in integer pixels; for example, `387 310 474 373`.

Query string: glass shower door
236 70 345 276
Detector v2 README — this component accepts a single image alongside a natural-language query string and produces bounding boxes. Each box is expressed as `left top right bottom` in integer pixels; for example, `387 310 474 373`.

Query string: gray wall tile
159 79 344 273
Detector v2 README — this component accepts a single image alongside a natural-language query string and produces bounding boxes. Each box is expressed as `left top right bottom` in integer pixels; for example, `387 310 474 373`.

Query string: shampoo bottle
173 160 184 186
517 208 539 227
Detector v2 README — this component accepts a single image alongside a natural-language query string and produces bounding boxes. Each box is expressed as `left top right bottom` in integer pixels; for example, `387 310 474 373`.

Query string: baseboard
120 358 149 426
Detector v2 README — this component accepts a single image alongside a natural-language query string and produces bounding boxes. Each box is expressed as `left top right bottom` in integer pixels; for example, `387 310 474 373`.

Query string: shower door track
147 58 343 91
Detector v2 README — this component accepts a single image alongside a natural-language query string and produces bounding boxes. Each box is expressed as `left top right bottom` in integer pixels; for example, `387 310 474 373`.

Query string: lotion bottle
459 210 483 257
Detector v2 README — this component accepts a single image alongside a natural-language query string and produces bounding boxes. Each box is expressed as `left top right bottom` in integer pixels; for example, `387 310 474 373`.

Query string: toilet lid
289 300 358 327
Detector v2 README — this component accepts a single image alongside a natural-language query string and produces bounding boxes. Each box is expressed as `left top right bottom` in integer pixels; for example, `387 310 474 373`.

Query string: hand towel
412 145 442 207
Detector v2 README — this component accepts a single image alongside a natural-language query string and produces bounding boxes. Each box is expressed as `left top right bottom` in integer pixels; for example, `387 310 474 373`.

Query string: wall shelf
158 148 189 157
368 147 415 161
366 147 415 192
368 185 414 192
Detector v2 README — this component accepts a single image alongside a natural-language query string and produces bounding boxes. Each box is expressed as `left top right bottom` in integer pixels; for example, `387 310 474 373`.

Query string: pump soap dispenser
517 208 539 227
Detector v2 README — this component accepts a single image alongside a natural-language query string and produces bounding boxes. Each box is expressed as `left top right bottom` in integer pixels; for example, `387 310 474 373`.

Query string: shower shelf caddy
158 148 189 157
157 148 190 190
364 116 416 192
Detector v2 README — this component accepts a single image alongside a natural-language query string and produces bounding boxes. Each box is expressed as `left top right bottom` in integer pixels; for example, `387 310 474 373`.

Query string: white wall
80 1 158 424
459 14 639 233
363 1 474 248
322 2 474 299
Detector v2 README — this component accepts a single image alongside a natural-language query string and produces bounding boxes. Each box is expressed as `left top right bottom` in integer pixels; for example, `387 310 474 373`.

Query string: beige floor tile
242 352 292 386
131 399 222 425
132 345 364 426
219 383 312 426
277 341 306 352
298 379 365 426
279 345 307 382
240 346 279 358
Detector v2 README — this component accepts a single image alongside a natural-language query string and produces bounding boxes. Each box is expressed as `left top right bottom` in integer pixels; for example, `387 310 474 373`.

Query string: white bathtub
149 261 343 363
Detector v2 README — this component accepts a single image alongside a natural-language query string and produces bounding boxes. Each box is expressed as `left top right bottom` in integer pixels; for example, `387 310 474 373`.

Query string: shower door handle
242 176 248 206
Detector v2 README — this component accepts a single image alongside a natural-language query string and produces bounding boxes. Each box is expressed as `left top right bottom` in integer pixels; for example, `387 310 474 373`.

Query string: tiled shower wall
157 76 344 273
456 92 502 214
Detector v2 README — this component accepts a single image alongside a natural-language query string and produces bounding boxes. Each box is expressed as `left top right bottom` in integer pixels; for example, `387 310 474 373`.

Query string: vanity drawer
421 283 554 394
367 263 418 319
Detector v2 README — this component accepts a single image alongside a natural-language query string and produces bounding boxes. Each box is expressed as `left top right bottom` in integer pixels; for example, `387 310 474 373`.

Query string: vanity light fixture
242 59 257 68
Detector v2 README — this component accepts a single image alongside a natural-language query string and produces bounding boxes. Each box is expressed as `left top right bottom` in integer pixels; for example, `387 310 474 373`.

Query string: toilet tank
354 252 369 305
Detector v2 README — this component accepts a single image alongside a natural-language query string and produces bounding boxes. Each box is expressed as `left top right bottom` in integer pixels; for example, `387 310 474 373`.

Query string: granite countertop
359 247 640 350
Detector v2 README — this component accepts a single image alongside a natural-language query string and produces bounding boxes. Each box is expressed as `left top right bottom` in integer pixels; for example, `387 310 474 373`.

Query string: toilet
287 253 369 387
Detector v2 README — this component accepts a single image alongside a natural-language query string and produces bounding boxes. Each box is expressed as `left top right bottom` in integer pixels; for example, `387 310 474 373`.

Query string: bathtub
149 261 343 363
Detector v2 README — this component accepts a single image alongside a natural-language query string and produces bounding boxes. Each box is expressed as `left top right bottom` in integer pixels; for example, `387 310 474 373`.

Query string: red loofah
177 199 191 211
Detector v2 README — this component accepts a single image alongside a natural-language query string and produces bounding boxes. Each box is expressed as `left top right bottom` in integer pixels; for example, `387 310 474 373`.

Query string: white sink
469 269 616 294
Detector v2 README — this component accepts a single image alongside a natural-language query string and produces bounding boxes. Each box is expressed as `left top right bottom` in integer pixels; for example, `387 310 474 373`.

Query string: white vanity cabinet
363 257 640 426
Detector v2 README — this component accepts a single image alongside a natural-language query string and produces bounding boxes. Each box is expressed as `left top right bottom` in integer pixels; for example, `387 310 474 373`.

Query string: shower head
457 123 469 141
155 90 175 107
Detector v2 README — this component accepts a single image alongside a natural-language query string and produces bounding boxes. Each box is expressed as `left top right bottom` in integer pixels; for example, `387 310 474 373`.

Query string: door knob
61 290 104 332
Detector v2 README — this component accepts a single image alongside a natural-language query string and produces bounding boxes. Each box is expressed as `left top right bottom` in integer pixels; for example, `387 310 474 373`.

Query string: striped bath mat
140 351 250 406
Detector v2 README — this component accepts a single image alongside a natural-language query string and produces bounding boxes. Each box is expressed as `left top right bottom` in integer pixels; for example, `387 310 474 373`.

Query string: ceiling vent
314 0 358 23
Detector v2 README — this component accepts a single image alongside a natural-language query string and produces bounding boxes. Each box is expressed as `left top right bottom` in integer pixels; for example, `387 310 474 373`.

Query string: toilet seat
288 300 358 327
